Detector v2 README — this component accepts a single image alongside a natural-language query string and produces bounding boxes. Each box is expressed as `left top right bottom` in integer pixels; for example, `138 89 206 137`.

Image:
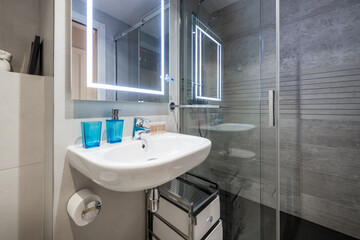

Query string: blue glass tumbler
81 121 102 148
106 119 124 143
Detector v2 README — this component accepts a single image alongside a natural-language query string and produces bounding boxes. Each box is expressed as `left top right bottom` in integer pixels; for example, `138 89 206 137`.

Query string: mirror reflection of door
71 20 98 100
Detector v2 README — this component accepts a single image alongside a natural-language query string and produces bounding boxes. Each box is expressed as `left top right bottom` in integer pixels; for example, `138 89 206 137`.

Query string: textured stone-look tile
215 0 260 41
261 0 276 27
280 166 301 216
299 0 360 19
260 26 277 77
280 22 301 74
280 0 300 24
300 193 360 239
0 163 44 240
224 32 260 81
302 144 360 180
302 170 360 206
299 3 360 70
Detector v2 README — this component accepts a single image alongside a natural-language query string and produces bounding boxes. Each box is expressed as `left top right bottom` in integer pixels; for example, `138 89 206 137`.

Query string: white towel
0 49 12 71
0 49 12 62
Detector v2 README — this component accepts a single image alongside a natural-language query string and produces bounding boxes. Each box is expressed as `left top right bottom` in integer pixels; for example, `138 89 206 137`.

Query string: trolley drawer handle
207 216 213 223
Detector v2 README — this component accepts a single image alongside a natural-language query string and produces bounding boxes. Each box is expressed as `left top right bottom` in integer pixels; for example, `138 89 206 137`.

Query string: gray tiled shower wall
190 0 360 239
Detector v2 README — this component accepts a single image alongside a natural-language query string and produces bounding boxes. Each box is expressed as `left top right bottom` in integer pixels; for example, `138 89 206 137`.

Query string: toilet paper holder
82 200 102 222
67 189 102 226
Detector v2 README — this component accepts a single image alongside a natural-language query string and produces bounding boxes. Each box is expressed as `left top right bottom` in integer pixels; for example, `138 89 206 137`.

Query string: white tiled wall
0 71 51 240
0 72 45 170
0 163 44 240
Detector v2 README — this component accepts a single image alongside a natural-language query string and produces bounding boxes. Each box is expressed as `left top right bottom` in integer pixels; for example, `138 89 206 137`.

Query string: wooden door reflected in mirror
71 21 98 100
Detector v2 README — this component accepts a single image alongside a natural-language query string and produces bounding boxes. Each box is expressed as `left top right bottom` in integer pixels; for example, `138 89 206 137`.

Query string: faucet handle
134 117 151 127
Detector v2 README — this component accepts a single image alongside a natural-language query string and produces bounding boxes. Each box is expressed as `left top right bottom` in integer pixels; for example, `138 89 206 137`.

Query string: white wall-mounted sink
66 133 211 192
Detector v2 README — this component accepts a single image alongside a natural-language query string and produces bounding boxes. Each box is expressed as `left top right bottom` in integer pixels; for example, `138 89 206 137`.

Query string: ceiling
93 0 160 26
202 0 238 13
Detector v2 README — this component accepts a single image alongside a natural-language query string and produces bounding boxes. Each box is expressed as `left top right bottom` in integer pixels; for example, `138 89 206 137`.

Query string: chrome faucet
133 117 151 140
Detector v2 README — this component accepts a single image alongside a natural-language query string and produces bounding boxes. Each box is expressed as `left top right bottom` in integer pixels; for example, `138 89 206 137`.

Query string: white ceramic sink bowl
66 132 211 192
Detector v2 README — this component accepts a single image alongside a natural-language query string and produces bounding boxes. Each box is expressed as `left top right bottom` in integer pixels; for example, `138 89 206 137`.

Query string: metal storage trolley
147 173 223 240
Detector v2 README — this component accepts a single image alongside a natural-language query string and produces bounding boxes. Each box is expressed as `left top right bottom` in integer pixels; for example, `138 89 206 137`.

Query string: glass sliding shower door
180 0 278 239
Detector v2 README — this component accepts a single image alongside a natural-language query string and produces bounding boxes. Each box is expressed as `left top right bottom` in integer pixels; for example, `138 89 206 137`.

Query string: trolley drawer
203 220 222 240
156 196 220 240
152 215 184 240
153 216 223 240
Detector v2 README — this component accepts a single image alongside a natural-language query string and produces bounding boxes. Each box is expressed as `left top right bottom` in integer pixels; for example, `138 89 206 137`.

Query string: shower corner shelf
148 173 223 240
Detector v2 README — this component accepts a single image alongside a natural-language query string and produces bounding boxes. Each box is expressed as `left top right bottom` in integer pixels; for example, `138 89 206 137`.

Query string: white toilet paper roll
67 189 102 226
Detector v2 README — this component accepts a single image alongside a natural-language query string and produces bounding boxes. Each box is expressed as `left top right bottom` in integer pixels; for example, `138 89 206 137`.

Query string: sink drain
147 158 158 161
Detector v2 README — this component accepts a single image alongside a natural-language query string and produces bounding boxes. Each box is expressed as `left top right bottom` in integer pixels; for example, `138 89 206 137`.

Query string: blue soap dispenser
106 108 124 144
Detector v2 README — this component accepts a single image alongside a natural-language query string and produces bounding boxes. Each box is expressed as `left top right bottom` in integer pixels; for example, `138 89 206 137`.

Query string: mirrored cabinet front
71 0 170 103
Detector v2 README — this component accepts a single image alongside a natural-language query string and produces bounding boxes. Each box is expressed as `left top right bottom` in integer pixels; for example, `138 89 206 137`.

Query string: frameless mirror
193 17 222 102
71 0 169 102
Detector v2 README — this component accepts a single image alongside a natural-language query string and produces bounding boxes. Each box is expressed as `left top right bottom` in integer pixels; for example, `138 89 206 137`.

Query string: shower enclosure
179 0 360 240
180 0 278 239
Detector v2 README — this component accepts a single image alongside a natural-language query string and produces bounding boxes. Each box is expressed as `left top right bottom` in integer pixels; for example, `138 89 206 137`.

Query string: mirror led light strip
86 0 93 91
86 0 165 95
195 25 222 101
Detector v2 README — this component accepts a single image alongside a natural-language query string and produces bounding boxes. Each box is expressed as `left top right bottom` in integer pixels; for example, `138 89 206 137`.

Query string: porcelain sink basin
66 132 211 192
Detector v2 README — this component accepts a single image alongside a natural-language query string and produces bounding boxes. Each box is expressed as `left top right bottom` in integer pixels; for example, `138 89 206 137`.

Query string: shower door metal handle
269 90 275 127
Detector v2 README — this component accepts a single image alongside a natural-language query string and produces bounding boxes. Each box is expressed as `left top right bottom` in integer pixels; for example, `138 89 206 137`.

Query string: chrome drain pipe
148 188 160 213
